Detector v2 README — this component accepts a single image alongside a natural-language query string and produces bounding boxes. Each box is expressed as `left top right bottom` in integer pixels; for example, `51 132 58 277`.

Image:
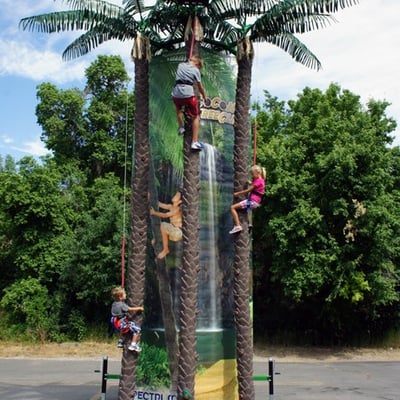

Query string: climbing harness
110 316 130 335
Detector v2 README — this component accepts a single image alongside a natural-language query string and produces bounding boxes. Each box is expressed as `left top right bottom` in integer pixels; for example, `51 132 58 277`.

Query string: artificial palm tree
199 1 360 398
20 2 161 398
165 8 205 398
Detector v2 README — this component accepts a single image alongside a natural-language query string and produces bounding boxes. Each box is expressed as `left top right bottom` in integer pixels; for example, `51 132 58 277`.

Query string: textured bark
233 38 255 400
175 29 202 399
118 47 149 400
149 161 179 391
155 257 179 392
177 117 201 400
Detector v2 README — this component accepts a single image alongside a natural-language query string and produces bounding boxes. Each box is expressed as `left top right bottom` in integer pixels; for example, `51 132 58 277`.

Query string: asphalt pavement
0 357 399 400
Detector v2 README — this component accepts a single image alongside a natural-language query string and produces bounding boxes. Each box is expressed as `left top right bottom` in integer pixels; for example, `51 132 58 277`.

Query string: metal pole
268 358 274 400
101 356 108 400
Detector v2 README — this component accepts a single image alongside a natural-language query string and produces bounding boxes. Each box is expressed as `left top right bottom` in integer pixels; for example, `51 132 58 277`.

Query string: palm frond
209 0 279 21
19 5 126 34
291 0 360 14
265 0 359 19
19 0 358 67
62 0 125 16
260 32 322 70
205 19 240 51
61 23 134 60
252 11 335 37
147 3 189 35
149 53 184 176
123 0 156 25
201 39 236 55
199 48 236 99
123 0 146 14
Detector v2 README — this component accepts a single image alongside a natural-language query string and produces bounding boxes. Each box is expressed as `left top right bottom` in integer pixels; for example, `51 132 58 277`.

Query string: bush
67 310 87 341
136 343 170 389
0 278 53 342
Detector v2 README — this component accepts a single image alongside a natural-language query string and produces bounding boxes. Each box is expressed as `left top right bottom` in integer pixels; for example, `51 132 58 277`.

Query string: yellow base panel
195 359 238 400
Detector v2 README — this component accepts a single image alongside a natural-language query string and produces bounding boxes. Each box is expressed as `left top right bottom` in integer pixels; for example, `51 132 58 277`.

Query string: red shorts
173 96 200 118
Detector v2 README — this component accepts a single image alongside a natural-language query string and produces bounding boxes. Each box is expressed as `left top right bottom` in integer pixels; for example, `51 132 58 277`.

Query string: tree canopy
0 58 399 347
253 83 400 344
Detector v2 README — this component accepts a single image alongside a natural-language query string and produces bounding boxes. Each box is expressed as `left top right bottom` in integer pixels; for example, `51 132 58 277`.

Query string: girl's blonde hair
250 164 266 179
111 286 125 301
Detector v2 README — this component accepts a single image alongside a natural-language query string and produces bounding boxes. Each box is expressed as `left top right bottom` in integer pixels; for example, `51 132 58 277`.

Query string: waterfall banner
147 49 239 399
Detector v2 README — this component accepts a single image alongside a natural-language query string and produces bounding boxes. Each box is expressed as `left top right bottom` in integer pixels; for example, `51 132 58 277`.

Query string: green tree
84 55 133 180
60 173 126 320
0 154 130 340
0 278 54 342
0 158 73 285
36 82 87 165
4 155 17 173
0 157 79 340
254 84 400 344
36 55 133 183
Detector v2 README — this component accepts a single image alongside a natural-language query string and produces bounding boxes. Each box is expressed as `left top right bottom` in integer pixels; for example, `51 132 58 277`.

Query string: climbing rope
121 87 130 288
253 119 257 166
189 15 196 59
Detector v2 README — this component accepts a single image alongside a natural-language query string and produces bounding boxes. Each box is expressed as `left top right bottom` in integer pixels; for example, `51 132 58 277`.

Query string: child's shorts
173 96 200 118
112 316 141 335
161 222 182 241
239 199 260 210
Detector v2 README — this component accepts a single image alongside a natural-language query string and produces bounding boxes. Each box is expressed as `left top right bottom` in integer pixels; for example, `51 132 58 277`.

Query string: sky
1 0 400 161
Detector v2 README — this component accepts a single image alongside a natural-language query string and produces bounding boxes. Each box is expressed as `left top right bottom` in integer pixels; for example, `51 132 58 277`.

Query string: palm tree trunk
149 173 179 391
233 37 255 400
155 257 179 391
177 19 202 400
118 36 150 400
177 117 201 399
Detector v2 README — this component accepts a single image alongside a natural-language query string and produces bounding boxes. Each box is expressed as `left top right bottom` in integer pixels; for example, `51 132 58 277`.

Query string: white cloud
0 0 135 84
9 139 50 157
1 135 14 144
0 34 136 84
1 0 400 156
20 139 50 157
251 0 400 144
0 39 86 83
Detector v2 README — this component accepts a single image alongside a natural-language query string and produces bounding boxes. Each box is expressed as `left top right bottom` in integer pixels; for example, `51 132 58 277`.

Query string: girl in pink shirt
229 165 266 234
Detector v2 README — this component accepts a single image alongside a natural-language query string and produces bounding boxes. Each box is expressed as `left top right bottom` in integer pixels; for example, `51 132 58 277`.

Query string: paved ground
0 357 399 400
266 361 400 400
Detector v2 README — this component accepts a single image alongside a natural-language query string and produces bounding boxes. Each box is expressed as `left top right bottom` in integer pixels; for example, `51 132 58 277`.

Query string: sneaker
128 342 141 352
178 127 185 135
117 339 124 348
229 225 243 234
191 141 204 151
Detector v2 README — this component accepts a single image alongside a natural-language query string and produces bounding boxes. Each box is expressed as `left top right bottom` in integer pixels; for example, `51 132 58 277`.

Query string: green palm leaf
19 0 126 33
61 25 129 60
265 32 322 70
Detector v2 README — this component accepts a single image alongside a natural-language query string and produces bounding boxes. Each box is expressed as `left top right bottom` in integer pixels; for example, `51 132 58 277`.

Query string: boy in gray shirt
172 56 206 150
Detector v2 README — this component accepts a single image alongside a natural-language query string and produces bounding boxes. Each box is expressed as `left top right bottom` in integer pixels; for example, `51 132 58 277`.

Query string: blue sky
1 0 400 161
